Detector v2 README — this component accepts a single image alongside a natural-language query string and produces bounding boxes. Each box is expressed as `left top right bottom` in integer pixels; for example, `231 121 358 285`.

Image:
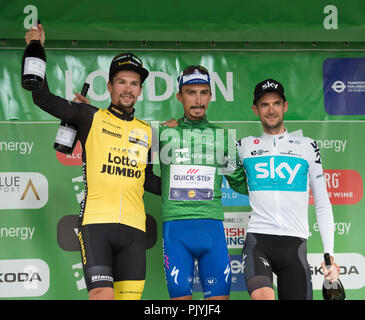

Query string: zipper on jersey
119 119 128 223
272 136 282 228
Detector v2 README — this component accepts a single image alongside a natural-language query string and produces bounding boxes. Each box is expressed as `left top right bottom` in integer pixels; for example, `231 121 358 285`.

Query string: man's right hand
161 118 178 128
73 93 90 104
25 23 45 46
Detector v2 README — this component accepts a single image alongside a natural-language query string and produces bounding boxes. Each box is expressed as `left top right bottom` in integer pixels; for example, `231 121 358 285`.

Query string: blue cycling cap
177 65 210 89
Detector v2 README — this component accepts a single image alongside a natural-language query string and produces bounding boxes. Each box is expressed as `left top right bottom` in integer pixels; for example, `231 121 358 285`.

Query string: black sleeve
143 140 161 195
32 77 98 144
144 163 161 195
32 77 98 124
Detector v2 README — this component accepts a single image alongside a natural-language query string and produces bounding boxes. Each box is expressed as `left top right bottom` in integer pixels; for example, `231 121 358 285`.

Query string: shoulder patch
135 118 150 127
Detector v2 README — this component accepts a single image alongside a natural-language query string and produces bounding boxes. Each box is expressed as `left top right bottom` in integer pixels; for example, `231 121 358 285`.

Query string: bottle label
23 57 46 78
55 125 77 148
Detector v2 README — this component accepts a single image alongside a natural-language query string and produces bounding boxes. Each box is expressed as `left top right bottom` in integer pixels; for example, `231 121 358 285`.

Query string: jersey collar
260 128 289 141
108 104 135 121
179 114 209 127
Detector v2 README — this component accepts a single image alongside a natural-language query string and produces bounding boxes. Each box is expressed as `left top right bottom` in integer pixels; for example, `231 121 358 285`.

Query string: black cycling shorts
78 223 146 291
242 232 312 300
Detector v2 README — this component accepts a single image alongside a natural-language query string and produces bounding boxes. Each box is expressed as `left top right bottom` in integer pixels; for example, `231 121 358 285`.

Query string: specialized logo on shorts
224 264 231 283
243 156 309 191
171 266 179 285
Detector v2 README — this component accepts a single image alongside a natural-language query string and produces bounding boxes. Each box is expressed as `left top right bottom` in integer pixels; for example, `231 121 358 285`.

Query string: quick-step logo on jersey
169 164 215 200
243 156 309 191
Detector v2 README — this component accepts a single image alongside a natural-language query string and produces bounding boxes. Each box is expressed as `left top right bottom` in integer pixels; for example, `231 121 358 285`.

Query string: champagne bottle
53 83 90 154
21 19 46 91
322 253 346 300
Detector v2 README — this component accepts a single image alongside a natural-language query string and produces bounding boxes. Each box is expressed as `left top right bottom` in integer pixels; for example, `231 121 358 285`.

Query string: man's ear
252 105 259 116
283 101 289 114
107 81 112 94
176 92 183 103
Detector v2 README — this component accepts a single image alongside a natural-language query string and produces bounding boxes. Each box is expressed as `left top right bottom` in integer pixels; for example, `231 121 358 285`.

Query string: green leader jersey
159 115 248 221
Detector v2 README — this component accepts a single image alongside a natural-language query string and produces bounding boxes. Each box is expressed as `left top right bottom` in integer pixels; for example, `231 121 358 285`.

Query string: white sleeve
307 138 335 255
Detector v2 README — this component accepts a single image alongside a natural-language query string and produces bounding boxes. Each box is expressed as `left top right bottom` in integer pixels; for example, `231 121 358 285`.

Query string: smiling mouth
191 106 205 110
121 95 134 100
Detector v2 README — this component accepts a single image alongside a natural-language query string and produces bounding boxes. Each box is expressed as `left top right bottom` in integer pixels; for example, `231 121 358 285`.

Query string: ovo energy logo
0 172 48 209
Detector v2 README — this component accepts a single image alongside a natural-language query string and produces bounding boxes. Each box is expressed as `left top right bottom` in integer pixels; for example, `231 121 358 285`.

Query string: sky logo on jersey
244 156 309 191
323 58 365 115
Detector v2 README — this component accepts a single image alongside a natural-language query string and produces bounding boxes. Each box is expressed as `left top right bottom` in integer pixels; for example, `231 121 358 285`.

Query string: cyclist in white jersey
236 79 340 300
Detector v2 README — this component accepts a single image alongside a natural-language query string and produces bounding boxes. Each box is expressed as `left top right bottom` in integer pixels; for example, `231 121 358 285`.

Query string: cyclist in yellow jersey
26 25 161 300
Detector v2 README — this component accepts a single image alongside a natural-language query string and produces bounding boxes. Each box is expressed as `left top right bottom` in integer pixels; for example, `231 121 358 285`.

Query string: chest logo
255 157 301 185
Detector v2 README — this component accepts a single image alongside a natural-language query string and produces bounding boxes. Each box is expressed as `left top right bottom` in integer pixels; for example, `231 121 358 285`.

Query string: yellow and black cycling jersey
32 79 161 232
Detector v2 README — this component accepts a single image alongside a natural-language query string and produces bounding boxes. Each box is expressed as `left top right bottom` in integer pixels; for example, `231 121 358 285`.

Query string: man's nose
124 83 132 92
267 104 276 113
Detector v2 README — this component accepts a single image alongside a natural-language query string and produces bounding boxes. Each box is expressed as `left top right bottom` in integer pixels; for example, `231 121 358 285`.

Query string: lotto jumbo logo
0 172 48 209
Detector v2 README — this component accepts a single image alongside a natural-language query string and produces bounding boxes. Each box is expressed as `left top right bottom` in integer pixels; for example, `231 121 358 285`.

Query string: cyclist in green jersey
160 65 248 300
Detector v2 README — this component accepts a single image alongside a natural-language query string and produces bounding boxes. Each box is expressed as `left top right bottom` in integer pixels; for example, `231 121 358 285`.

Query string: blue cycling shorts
162 219 231 299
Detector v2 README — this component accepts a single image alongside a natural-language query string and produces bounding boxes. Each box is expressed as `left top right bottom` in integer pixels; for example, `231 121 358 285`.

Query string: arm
161 118 178 127
308 139 334 255
223 148 248 195
308 139 339 281
27 24 95 124
143 128 161 195
222 131 248 195
32 78 82 122
144 162 161 195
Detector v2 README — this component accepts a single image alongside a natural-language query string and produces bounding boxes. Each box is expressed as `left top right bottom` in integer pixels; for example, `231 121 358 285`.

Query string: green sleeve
224 148 248 195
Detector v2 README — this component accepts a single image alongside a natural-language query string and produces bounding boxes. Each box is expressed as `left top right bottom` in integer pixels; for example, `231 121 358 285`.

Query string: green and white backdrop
0 0 364 299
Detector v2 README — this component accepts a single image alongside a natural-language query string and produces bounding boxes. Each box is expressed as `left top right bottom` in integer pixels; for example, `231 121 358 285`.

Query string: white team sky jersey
236 129 334 254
